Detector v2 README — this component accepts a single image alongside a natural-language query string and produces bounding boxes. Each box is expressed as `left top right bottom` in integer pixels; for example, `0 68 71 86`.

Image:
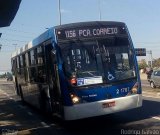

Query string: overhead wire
0 38 28 43
135 42 160 44
2 32 34 39
3 28 37 35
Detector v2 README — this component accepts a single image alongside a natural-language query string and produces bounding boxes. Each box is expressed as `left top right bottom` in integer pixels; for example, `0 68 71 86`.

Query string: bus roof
55 21 125 30
11 28 55 58
11 21 126 58
55 21 127 41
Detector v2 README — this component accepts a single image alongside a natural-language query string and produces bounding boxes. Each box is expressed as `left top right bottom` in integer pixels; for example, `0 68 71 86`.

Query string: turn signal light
131 82 139 94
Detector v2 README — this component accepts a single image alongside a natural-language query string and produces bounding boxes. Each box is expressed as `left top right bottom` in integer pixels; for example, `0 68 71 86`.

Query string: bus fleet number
65 30 76 38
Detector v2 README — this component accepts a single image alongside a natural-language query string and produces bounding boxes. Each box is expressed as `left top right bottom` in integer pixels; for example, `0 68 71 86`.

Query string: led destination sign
64 28 118 38
56 26 126 40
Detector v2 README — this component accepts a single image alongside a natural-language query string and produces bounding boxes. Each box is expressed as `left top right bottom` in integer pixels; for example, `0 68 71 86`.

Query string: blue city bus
11 21 142 120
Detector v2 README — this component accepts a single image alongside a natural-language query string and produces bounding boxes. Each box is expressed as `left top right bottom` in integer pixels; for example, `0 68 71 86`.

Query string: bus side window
17 56 20 74
28 49 37 83
37 66 46 83
12 58 17 75
37 46 44 65
37 46 46 83
25 52 29 66
24 52 29 82
19 55 24 76
30 49 36 65
29 67 37 83
20 55 22 68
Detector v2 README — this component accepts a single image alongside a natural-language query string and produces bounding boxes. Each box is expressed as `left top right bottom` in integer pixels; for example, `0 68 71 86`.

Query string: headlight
70 94 80 104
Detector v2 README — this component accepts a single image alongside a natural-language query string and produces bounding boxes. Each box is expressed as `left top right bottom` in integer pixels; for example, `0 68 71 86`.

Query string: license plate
102 101 115 108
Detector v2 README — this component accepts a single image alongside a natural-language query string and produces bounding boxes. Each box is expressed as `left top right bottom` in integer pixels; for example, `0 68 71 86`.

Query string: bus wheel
19 85 25 103
40 90 52 115
15 78 20 95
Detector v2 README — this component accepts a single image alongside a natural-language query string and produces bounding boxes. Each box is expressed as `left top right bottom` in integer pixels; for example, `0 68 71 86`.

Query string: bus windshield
59 37 136 86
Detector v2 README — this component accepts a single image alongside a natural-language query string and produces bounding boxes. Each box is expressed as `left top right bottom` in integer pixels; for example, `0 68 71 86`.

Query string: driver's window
116 53 129 70
122 53 129 69
116 54 123 70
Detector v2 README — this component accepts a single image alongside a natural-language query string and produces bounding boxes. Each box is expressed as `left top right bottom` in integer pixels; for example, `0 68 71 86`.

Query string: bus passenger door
45 44 62 115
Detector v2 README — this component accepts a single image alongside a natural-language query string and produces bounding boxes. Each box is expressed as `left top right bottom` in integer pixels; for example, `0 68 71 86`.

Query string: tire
15 78 20 95
19 85 25 103
40 89 52 114
150 82 156 88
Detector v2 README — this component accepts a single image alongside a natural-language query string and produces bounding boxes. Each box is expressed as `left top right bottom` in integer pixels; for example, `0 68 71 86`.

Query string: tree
153 58 160 68
138 59 148 70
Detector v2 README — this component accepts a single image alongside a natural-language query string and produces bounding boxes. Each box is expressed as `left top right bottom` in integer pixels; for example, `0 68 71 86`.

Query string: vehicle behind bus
11 21 142 120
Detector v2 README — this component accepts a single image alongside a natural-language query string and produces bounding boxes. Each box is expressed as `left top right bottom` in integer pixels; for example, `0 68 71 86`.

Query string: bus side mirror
51 49 57 63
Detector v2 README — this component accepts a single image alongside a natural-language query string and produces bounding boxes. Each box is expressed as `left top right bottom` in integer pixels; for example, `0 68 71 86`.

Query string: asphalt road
0 80 160 135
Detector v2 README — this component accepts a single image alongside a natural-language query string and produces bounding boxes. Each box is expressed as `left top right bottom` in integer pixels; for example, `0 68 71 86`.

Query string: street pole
0 44 2 51
147 50 153 68
0 33 2 51
150 50 153 68
58 0 61 25
98 0 102 21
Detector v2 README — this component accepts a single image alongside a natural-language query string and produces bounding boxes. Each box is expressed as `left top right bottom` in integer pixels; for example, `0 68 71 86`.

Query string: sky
0 0 160 71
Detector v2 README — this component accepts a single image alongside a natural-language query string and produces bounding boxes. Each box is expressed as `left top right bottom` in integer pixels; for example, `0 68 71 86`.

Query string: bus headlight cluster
131 82 139 94
70 94 80 104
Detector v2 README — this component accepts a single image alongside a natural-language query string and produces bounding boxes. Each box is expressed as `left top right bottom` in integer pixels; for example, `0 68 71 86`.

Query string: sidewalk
140 73 147 81
143 90 160 99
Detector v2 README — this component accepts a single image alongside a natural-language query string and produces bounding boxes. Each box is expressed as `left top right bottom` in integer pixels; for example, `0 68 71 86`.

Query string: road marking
142 91 160 99
0 89 16 102
0 89 9 96
0 89 10 98
41 122 50 128
141 84 150 87
18 126 51 133
15 123 21 126
143 91 160 95
143 95 160 99
27 112 33 116
152 116 160 121
18 105 26 109
50 123 56 126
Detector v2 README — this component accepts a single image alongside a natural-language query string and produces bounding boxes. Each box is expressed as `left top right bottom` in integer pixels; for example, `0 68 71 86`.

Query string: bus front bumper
64 94 142 120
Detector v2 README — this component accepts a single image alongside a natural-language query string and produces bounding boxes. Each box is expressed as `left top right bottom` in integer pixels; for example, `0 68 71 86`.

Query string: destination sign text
57 26 126 40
